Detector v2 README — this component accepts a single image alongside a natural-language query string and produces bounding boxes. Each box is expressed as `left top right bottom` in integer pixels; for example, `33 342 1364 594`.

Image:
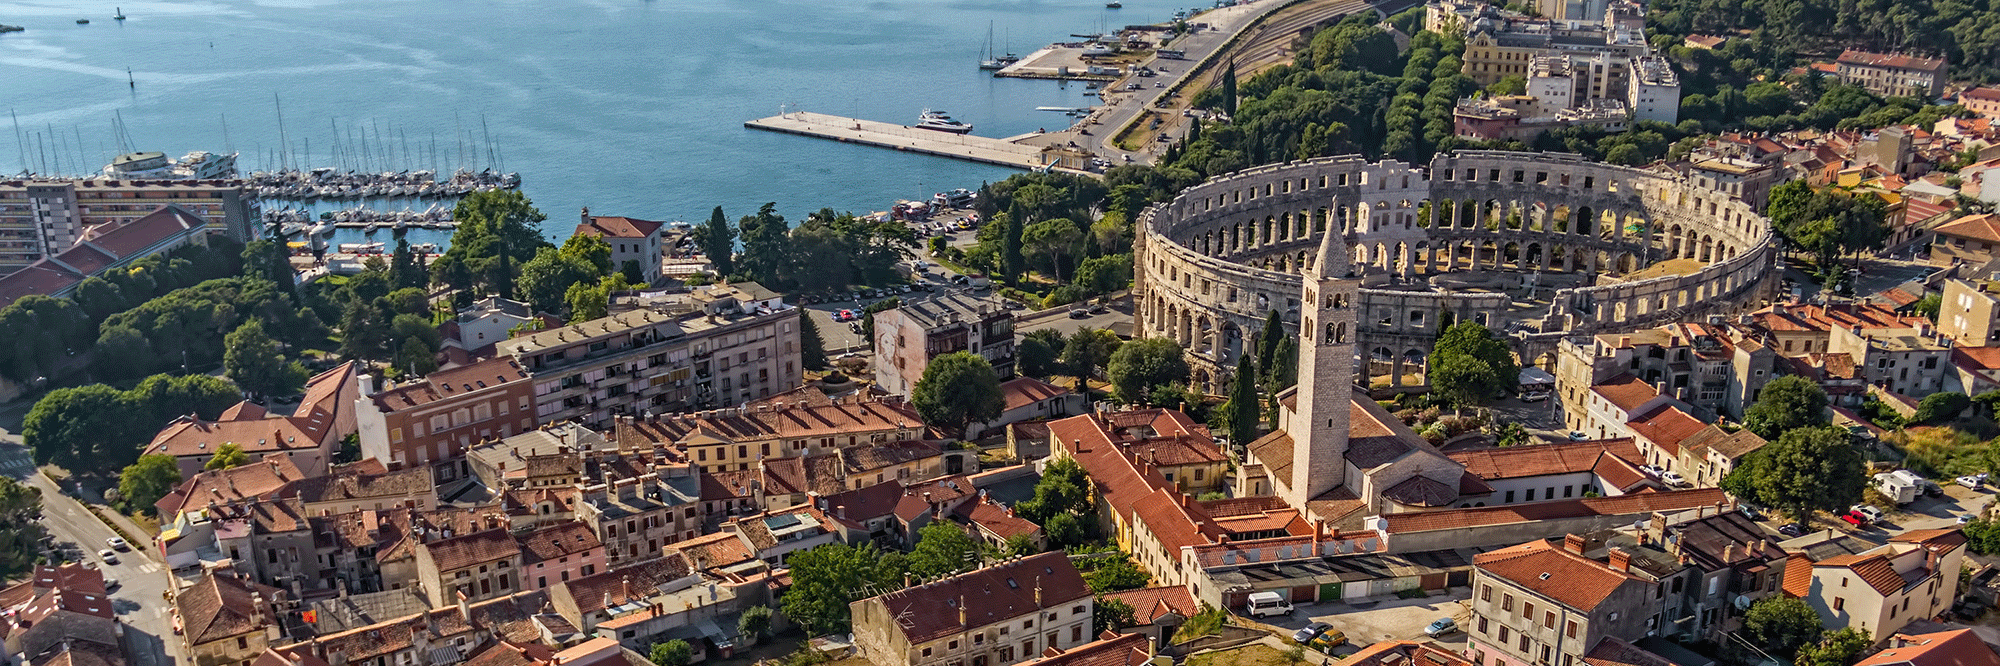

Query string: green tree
224 319 306 400
242 240 296 293
1107 338 1190 404
1256 310 1284 383
699 206 737 278
565 275 624 322
1227 352 1260 447
1743 597 1826 658
1080 553 1151 593
908 521 986 580
1059 328 1122 390
1486 75 1528 95
338 299 392 361
434 189 550 297
1915 293 1942 322
1022 218 1085 282
388 239 425 291
781 543 899 635
1018 329 1067 379
25 385 140 472
205 442 249 471
1005 534 1040 556
738 605 772 645
1095 597 1138 635
620 259 646 286
1742 375 1829 439
736 203 790 283
1721 425 1864 522
1429 322 1518 407
117 454 183 516
1016 457 1093 522
1222 61 1239 115
516 241 604 314
1001 208 1027 284
1795 629 1870 666
395 336 440 377
799 311 828 370
912 352 1006 438
649 640 693 666
1913 391 1970 425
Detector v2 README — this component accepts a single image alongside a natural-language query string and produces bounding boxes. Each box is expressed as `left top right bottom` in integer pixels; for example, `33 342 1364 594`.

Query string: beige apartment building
1940 278 2000 346
1788 529 1967 641
851 552 1096 666
353 355 537 482
871 291 1016 397
0 178 255 274
1468 536 1657 666
1837 50 1948 99
506 282 801 429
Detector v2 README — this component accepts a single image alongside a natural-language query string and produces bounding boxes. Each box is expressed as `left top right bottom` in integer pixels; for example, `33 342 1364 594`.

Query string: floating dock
743 111 1091 174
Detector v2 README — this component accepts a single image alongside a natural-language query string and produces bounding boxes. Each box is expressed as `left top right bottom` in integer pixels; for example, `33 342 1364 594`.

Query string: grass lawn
1188 645 1302 666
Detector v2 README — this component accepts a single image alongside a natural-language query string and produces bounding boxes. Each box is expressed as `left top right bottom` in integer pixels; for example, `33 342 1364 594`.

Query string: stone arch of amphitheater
1134 151 1783 392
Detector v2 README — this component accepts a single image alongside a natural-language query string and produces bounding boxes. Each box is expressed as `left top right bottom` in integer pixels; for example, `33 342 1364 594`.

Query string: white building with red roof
144 361 362 478
1470 535 1664 666
849 552 1095 666
572 210 664 284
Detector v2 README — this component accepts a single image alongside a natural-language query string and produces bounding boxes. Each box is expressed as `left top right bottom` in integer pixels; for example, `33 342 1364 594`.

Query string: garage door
1420 573 1448 591
1291 585 1317 602
1319 582 1343 600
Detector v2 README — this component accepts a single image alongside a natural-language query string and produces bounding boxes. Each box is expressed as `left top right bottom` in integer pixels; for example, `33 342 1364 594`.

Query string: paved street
0 436 182 666
1261 593 1472 659
1016 295 1134 339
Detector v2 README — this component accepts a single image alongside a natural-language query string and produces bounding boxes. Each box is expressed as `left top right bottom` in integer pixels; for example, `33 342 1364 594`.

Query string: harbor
742 111 1100 174
248 167 519 200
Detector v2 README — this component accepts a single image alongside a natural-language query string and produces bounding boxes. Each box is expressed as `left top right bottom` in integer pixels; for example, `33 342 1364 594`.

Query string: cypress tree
1002 203 1026 285
1256 310 1284 385
1222 60 1238 116
1228 352 1259 447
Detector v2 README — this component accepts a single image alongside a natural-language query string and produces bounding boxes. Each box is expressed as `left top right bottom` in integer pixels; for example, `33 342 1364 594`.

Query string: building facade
872 291 1017 397
850 552 1096 666
573 211 666 285
354 356 536 482
1468 536 1656 666
0 177 256 275
1836 50 1949 99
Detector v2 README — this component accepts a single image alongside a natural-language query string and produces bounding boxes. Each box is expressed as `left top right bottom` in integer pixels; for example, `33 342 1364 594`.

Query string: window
1482 585 1492 601
1544 611 1555 629
1071 626 1083 642
1520 635 1530 653
1503 594 1514 612
1833 597 1844 611
1499 627 1510 643
1073 605 1085 615
949 641 959 650
1024 619 1034 629
1479 617 1489 634
1524 602 1534 619
1566 620 1577 639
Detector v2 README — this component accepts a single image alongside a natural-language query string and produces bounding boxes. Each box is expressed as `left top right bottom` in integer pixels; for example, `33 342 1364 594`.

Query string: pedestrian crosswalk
136 563 159 574
0 458 31 470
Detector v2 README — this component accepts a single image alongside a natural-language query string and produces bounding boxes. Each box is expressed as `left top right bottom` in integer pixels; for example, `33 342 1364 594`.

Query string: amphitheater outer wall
1133 150 1781 392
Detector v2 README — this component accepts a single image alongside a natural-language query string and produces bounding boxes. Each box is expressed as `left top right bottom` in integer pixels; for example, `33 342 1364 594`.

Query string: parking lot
1262 593 1473 658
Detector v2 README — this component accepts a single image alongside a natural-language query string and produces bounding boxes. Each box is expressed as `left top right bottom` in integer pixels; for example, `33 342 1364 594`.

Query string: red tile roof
574 216 664 240
424 529 522 571
1838 49 1947 73
175 573 282 645
1625 406 1706 457
1383 488 1728 533
953 496 1040 540
1592 374 1662 413
370 356 528 414
1584 636 1686 666
1099 586 1198 624
1450 440 1645 481
1859 630 2000 666
155 456 306 517
1963 87 2000 103
516 522 600 565
861 552 1091 644
1002 377 1073 412
1474 538 1647 612
1937 213 2000 244
1023 631 1151 666
0 205 206 307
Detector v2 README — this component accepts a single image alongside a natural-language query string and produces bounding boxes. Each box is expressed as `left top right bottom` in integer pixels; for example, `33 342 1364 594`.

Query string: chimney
960 596 968 625
835 504 846 519
1608 548 1632 573
581 206 591 224
1563 534 1586 554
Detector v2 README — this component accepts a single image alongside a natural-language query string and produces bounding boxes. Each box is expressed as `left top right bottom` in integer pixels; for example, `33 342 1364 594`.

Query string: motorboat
1106 2 1122 7
916 109 973 134
1082 42 1116 57
113 7 125 19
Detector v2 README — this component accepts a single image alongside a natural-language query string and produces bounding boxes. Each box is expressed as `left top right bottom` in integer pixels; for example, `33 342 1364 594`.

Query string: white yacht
102 150 238 180
916 109 973 134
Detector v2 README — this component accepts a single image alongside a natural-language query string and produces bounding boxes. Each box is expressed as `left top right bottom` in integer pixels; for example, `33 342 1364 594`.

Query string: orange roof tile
1859 630 2000 666
1384 488 1728 533
1625 406 1706 457
1099 587 1198 624
1938 213 2000 245
1474 538 1647 612
1451 440 1645 481
1001 377 1072 412
1592 374 1662 413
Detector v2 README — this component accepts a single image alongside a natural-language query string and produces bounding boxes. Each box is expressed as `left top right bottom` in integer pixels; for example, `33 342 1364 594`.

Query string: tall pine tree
1227 352 1258 447
1222 59 1238 116
703 206 737 277
1256 310 1283 385
1002 204 1026 285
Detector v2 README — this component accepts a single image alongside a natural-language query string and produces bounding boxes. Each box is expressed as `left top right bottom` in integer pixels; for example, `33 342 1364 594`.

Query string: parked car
1961 513 1977 524
97 549 118 565
1520 391 1549 402
1568 431 1588 441
1738 504 1766 521
1307 630 1348 652
1424 618 1459 637
1960 474 1989 489
103 578 119 591
1660 471 1689 487
1840 510 1867 526
105 537 127 551
1851 505 1886 523
1293 622 1334 644
1068 309 1090 318
1778 523 1807 537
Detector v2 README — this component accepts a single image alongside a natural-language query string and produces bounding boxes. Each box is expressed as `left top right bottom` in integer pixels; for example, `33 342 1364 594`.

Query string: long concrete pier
744 111 1090 174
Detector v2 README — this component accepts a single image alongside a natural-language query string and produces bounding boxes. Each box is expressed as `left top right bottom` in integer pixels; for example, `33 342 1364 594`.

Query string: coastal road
1085 0 1380 162
0 441 182 666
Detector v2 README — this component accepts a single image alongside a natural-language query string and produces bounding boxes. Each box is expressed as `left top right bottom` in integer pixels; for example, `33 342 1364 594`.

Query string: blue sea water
0 0 1187 242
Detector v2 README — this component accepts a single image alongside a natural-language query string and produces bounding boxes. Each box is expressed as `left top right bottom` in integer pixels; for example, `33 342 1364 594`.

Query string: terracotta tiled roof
1939 213 2000 244
631 398 924 444
1859 630 2000 666
461 641 557 666
156 456 306 518
175 573 281 645
803 452 847 496
575 216 664 240
669 530 754 570
370 356 528 413
1881 287 1923 307
1343 642 1475 666
517 522 600 565
1592 374 1662 413
1474 538 1646 612
1451 440 1646 481
1838 49 1947 72
1626 405 1705 457
761 457 807 496
816 479 905 527
1100 586 1198 624
560 555 694 614
1002 377 1073 411
843 439 942 473
1131 488 1214 552
1817 552 1908 594
145 362 358 459
292 465 431 505
699 469 761 501
1583 636 1685 666
864 552 1090 644
1022 631 1150 666
1384 488 1728 533
954 496 1040 539
1125 434 1226 466
424 529 521 571
1954 346 2000 372
0 205 206 308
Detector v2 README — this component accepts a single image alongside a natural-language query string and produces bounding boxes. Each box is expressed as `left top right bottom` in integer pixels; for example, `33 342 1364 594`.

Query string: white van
1245 591 1293 618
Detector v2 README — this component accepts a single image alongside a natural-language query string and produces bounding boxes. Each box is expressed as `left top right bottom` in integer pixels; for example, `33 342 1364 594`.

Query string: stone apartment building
871 291 1017 397
573 459 704 565
1837 50 1949 99
518 521 605 591
573 211 665 285
507 282 800 428
1593 508 1789 644
1556 321 1777 424
466 423 597 491
176 572 286 666
627 392 931 473
1468 535 1658 666
413 528 523 606
1939 278 2000 346
1786 528 1968 641
850 552 1096 666
0 177 256 274
353 355 536 483
1825 321 1955 397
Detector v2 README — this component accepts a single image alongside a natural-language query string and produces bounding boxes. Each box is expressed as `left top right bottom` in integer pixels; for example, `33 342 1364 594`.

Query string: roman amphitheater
1133 150 1782 391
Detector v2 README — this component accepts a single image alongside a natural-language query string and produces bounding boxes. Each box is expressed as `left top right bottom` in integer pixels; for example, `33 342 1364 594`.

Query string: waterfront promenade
744 111 1092 174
